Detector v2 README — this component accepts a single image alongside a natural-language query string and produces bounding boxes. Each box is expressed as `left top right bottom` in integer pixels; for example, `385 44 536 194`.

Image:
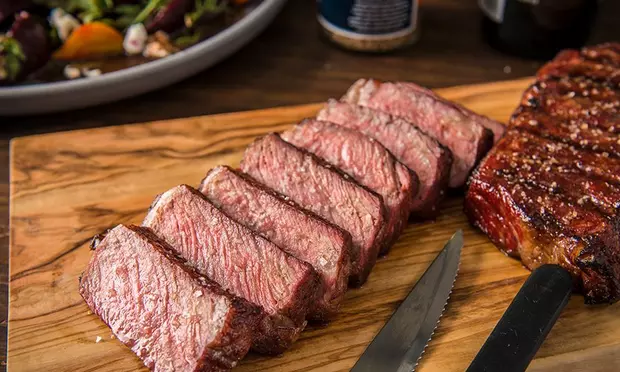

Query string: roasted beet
146 0 195 33
0 0 32 25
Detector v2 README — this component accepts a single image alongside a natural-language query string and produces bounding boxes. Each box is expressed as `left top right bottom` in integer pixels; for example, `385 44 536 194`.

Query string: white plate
0 0 287 116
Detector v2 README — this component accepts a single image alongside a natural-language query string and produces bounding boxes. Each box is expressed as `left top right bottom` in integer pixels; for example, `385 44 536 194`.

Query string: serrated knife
351 230 463 372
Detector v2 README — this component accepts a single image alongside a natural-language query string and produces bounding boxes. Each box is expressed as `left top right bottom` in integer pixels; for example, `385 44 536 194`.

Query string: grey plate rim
0 0 287 115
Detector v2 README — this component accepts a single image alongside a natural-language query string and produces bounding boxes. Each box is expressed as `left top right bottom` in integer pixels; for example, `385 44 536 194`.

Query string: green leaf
133 0 167 24
0 37 26 81
174 31 202 47
115 4 143 16
185 0 227 28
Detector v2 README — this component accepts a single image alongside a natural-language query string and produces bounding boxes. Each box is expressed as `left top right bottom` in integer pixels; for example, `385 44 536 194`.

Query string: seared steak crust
143 185 320 355
317 100 452 218
199 165 352 321
511 77 620 153
281 119 416 254
342 78 495 188
79 224 262 371
466 43 620 304
241 133 386 286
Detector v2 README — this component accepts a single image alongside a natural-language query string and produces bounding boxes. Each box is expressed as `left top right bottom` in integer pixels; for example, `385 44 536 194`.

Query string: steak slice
79 224 262 371
399 81 506 142
280 119 416 254
143 185 320 355
199 165 352 321
342 78 494 188
241 133 386 285
317 100 452 218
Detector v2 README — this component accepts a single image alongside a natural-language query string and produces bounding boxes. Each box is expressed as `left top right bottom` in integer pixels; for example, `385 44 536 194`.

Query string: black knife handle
467 264 573 372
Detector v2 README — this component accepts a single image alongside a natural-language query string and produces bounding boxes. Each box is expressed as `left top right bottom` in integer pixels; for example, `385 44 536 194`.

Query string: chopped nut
81 67 102 78
63 65 81 80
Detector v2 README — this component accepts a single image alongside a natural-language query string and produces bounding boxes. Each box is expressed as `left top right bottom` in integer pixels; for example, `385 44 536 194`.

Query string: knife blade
351 230 463 372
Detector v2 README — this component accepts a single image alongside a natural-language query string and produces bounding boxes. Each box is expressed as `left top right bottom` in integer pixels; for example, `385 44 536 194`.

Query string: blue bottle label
318 0 418 38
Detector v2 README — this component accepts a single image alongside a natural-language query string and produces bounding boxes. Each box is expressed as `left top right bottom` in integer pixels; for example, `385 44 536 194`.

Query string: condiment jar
317 0 421 53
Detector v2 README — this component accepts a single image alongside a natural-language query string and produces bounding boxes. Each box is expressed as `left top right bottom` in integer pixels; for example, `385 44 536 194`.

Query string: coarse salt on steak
241 133 386 286
317 100 452 218
200 165 352 321
143 185 319 355
342 78 494 188
79 224 262 372
281 119 416 254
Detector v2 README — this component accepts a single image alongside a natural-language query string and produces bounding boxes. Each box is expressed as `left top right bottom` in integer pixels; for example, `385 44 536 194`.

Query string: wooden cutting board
9 77 620 372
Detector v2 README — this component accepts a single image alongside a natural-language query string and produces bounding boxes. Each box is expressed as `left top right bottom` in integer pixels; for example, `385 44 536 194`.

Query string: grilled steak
317 100 452 218
465 43 620 304
199 165 352 321
281 119 416 253
143 185 319 355
79 224 262 371
342 78 495 188
241 133 386 285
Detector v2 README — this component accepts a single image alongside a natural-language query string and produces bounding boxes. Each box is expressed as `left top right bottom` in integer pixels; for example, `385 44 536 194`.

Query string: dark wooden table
1 0 618 368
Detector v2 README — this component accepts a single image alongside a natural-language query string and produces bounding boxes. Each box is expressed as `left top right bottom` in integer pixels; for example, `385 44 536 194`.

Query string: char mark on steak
79 224 263 371
519 78 619 132
199 165 352 321
487 132 620 216
240 133 386 286
317 100 452 219
492 130 620 186
511 77 620 154
281 119 417 254
142 185 320 355
536 51 620 85
342 78 495 188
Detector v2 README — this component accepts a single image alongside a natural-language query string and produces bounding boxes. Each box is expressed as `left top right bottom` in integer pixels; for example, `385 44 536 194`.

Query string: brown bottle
480 0 599 59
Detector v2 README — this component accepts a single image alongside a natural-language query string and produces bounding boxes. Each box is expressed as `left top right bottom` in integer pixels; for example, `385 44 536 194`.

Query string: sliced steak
317 100 452 218
79 224 262 371
241 133 386 285
280 119 416 253
399 81 506 142
199 165 351 321
342 78 494 188
143 185 319 355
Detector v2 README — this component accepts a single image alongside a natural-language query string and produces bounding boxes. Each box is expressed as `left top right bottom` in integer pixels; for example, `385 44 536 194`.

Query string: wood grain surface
2 1 619 369
8 77 620 371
